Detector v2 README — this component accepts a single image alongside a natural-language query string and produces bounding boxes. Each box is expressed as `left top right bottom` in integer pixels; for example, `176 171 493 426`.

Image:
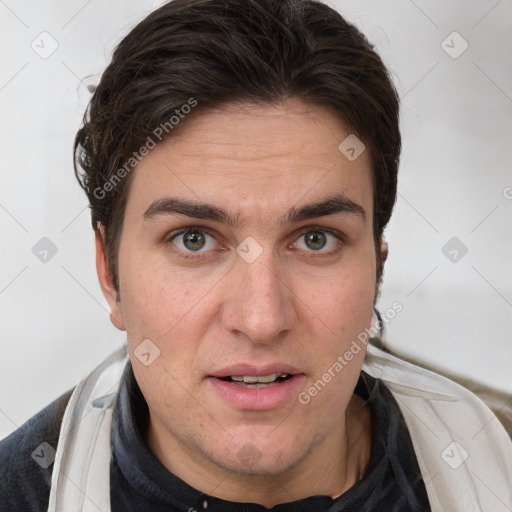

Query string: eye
166 226 344 260
293 229 342 254
168 228 218 254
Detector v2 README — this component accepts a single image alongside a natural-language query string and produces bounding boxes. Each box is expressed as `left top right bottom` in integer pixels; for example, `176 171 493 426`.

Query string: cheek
118 247 190 331
309 255 376 334
298 255 375 385
297 275 373 423
334 275 375 336
119 265 207 418
116 252 224 377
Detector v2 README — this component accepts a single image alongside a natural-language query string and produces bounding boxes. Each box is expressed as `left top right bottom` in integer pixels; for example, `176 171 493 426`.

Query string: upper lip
210 363 303 378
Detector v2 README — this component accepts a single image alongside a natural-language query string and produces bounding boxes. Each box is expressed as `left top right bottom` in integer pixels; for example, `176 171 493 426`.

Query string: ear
375 236 388 288
95 226 126 331
380 238 388 264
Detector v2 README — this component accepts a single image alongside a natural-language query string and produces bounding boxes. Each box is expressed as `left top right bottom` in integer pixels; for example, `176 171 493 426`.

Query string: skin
96 98 380 507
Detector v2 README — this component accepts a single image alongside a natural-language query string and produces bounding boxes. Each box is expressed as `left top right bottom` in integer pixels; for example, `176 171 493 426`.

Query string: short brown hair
74 0 401 291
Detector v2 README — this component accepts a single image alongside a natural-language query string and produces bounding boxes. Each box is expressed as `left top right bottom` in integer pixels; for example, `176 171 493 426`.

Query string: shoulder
364 344 512 509
364 343 508 426
364 344 510 439
0 388 74 512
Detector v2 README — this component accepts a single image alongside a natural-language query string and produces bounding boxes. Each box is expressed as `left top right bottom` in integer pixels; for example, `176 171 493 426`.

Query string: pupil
305 231 326 250
183 231 205 251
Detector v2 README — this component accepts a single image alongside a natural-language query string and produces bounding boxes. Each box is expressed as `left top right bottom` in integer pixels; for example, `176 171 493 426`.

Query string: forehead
124 99 373 225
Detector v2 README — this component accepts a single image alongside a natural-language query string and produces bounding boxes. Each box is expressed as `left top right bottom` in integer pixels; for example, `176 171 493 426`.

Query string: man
1 0 511 511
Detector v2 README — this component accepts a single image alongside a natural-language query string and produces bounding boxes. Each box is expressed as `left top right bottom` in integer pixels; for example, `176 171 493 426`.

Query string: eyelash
165 226 345 261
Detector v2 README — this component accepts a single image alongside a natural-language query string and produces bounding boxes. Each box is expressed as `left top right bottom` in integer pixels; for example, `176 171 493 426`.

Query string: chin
203 432 311 476
214 452 306 477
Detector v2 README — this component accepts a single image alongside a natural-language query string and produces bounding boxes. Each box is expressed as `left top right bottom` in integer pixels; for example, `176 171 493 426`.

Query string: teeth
230 373 289 383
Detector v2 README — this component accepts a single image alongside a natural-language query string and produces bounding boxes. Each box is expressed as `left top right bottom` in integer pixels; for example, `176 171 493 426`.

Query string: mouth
217 373 294 389
207 364 305 410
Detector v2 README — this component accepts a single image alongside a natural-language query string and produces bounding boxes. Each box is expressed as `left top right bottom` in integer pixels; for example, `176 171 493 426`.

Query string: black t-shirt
0 360 431 511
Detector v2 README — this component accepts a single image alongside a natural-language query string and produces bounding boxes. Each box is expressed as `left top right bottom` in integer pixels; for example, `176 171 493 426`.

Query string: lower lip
206 375 306 411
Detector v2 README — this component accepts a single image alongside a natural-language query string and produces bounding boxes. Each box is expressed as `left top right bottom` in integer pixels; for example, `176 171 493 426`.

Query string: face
97 98 377 482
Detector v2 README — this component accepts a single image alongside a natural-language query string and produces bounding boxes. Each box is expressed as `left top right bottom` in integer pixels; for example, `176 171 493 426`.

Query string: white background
0 0 511 440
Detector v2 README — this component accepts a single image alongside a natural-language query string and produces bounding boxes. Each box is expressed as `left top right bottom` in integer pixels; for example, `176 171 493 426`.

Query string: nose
221 247 297 345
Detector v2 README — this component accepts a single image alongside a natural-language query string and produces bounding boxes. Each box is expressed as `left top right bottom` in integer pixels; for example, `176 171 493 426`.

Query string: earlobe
95 226 126 331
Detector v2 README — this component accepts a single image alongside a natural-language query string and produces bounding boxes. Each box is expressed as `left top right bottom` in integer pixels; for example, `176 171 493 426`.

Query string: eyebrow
143 193 366 228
